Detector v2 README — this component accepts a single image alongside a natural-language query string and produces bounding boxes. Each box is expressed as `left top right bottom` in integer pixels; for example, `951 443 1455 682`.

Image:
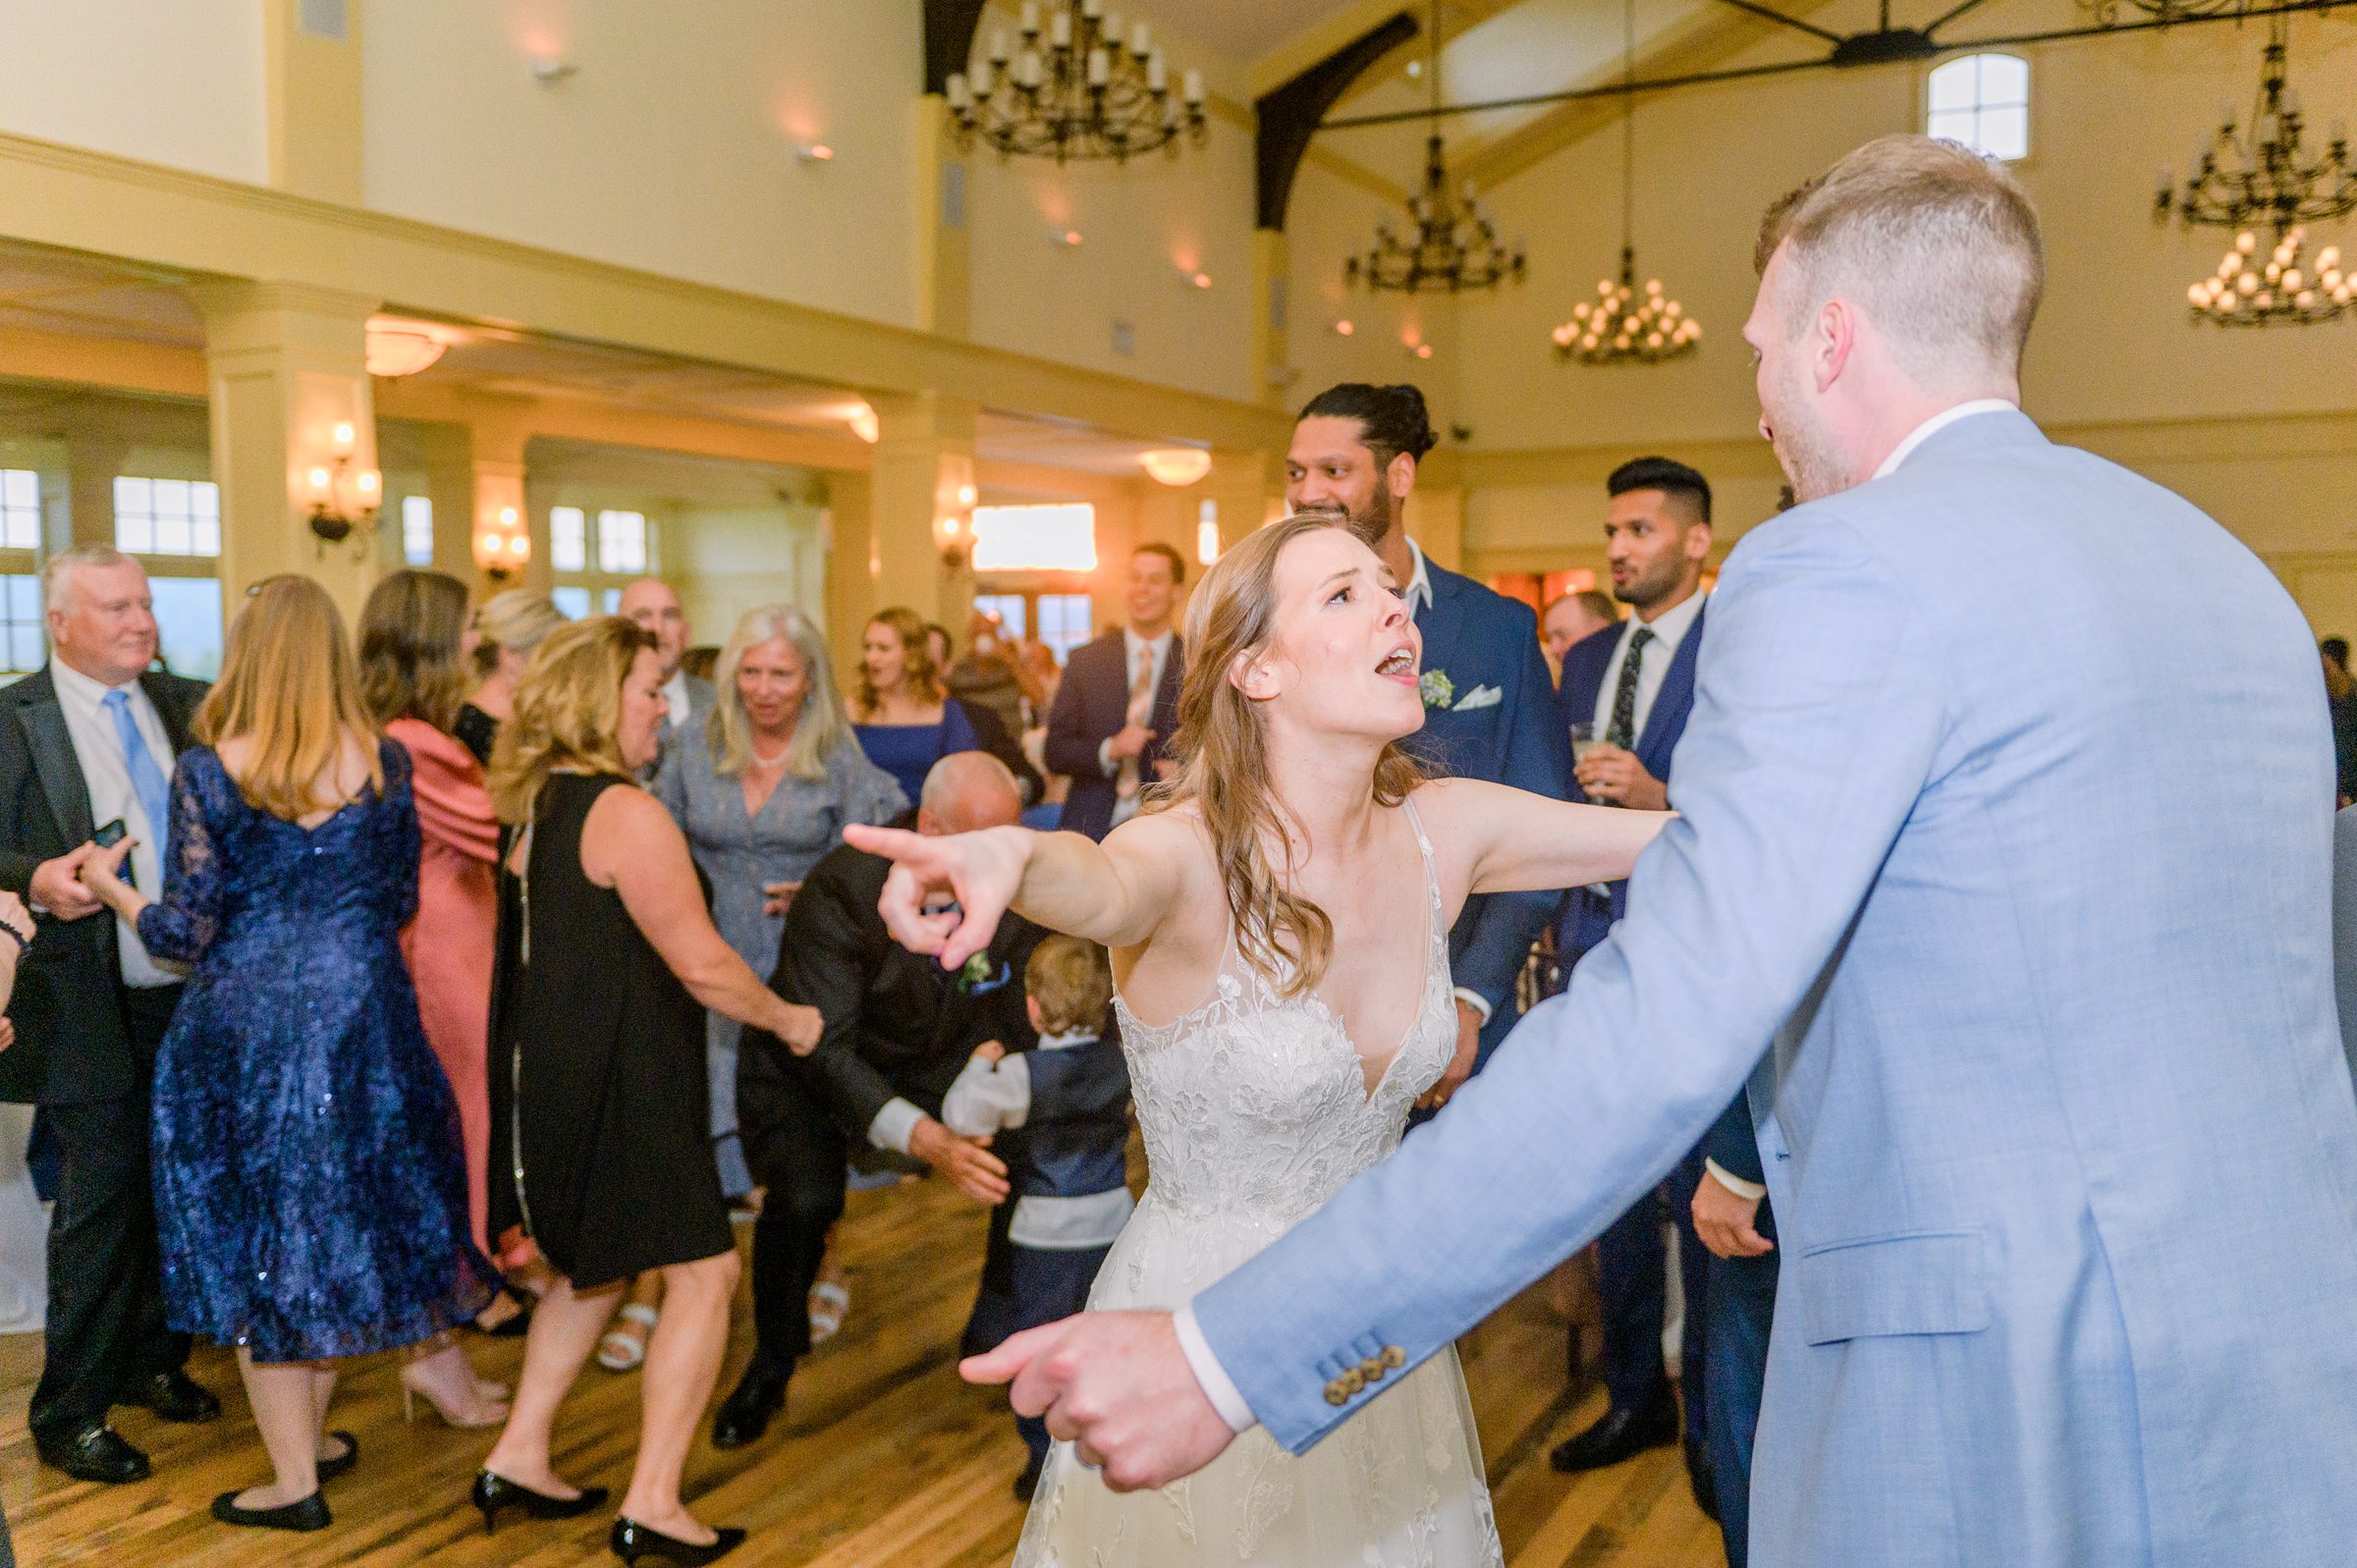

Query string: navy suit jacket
1555 600 1708 957
1045 629 1182 842
1404 559 1573 1022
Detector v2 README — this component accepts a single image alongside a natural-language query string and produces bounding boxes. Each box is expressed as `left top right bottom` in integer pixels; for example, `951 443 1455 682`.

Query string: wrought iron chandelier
1552 0 1699 364
1344 1 1524 292
2155 20 2354 234
2082 0 2261 23
944 0 1206 165
2187 225 2351 325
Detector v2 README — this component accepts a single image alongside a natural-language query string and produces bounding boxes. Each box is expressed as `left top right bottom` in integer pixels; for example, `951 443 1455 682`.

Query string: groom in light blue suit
983 136 2357 1567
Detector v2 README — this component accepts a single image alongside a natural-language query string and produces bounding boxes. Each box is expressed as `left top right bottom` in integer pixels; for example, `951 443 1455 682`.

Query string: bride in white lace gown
847 518 1667 1567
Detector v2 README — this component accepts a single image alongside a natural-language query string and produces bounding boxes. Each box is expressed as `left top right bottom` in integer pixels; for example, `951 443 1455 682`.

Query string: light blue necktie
102 688 171 866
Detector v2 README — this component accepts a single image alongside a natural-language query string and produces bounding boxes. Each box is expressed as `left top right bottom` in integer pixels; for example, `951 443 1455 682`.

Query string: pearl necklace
749 739 792 769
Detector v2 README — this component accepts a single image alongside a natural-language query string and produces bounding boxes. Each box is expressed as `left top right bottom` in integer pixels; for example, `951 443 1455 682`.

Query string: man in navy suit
1548 458 1723 1507
1286 383 1570 1108
1044 544 1184 842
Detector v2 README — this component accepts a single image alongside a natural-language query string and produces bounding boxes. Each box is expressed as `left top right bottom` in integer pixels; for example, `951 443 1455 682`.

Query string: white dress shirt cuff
1097 738 1121 778
1703 1158 1768 1203
1450 987 1493 1024
867 1098 925 1157
1172 1301 1258 1433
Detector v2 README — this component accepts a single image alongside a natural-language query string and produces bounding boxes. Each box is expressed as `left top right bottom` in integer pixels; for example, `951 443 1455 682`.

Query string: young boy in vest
943 935 1133 1498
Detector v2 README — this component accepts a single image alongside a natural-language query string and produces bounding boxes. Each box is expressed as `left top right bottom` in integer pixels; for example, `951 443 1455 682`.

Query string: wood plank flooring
0 1172 1722 1566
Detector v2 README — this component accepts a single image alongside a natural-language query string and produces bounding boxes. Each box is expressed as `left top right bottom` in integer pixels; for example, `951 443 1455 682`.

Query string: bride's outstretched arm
1415 777 1672 897
844 810 1192 969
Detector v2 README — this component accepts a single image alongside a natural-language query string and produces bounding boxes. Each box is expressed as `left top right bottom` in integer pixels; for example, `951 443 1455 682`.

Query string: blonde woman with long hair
78 575 499 1535
475 618 820 1562
848 605 980 805
846 517 1669 1566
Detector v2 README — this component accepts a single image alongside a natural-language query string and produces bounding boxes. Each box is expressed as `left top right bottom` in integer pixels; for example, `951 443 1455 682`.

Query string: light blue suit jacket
1192 410 2357 1567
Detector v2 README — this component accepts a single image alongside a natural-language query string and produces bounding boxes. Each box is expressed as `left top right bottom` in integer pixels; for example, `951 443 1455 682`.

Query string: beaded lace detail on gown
1014 798 1504 1568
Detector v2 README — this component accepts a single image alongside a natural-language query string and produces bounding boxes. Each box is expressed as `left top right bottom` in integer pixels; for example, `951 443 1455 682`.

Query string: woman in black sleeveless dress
474 619 820 1566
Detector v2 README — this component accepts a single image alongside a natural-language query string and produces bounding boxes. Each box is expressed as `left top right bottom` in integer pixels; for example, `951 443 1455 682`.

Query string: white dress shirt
1588 587 1708 746
49 659 180 988
659 668 694 730
1100 626 1176 832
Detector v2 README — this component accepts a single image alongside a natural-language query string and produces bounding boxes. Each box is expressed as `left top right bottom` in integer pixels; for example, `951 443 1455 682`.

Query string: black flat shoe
36 1424 150 1485
316 1431 359 1484
117 1368 222 1423
471 1469 610 1535
610 1517 746 1564
709 1361 788 1450
211 1488 330 1532
1548 1397 1680 1473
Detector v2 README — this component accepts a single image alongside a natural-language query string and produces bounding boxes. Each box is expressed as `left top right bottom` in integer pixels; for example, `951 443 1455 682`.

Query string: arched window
1926 52 2029 163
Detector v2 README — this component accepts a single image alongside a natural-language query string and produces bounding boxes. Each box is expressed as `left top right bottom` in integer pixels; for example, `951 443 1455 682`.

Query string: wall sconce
1186 270 1212 290
1139 448 1213 486
1410 342 1434 360
1055 228 1085 247
1334 319 1356 337
795 140 835 164
938 513 968 570
530 57 578 84
474 504 531 579
306 419 381 547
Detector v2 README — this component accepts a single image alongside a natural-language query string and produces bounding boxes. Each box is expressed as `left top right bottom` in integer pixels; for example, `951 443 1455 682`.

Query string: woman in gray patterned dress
652 606 905 1203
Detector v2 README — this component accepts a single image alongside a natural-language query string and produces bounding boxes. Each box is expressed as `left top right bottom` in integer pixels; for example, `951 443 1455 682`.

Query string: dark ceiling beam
922 0 990 95
1255 10 1420 232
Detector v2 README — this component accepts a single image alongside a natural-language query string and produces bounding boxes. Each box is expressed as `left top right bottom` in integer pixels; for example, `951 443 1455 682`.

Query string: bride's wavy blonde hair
1143 515 1421 998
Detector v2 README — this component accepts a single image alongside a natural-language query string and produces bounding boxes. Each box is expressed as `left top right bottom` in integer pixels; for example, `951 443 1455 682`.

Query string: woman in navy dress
79 575 497 1535
849 606 980 802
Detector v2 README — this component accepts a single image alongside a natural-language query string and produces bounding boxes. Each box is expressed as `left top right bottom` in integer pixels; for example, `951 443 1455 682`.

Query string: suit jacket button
1359 1358 1386 1381
1325 1381 1348 1406
1341 1369 1364 1395
1381 1345 1405 1369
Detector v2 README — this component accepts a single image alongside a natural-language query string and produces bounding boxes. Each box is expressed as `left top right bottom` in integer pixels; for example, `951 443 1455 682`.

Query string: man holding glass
1548 456 1721 1496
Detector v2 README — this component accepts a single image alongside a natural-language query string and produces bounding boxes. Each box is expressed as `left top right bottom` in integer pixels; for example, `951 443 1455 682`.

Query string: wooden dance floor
0 1172 1721 1566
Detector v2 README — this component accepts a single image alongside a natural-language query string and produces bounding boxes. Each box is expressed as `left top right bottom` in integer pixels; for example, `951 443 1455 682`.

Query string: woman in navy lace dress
80 576 497 1535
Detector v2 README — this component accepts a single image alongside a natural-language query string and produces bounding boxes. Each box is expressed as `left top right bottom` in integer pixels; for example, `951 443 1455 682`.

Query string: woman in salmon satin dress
357 571 535 1399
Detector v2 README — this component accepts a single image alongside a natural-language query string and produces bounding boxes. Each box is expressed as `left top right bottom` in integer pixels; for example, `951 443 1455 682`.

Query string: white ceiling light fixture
1139 449 1213 486
364 319 449 378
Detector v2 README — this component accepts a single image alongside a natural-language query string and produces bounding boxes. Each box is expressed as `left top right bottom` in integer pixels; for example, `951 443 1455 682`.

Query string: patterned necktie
1606 625 1656 751
102 687 172 864
1116 643 1156 801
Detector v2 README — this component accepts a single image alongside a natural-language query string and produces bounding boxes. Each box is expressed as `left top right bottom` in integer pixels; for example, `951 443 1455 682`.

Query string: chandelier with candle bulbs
1552 0 1698 363
1345 0 1524 293
2154 21 2354 236
2187 226 2351 325
945 0 1206 165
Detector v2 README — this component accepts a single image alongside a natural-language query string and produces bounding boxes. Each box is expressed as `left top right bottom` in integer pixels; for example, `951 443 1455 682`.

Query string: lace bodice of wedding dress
1014 798 1505 1568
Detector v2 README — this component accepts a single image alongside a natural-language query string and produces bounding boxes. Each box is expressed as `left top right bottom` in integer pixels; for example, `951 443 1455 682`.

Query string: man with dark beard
1285 385 1570 1109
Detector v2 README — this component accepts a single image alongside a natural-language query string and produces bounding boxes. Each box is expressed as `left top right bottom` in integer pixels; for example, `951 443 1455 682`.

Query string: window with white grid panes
596 511 647 573
1925 53 2028 163
551 585 592 622
0 575 43 674
550 507 588 572
401 496 434 566
113 477 221 558
0 469 39 551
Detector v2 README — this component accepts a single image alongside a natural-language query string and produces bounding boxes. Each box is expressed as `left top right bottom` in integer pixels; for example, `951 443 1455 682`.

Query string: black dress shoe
117 1368 222 1423
1013 1451 1046 1503
36 1425 151 1485
211 1487 330 1532
1548 1398 1680 1473
470 1470 611 1535
709 1362 788 1450
1685 1438 1720 1522
610 1517 746 1564
316 1431 359 1484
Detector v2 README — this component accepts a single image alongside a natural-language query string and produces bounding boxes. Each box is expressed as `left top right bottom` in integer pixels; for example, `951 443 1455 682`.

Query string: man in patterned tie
0 546 217 1485
1548 458 1720 1496
1042 544 1184 842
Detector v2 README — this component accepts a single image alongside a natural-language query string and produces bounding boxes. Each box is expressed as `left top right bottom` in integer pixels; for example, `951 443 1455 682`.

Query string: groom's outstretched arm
1194 511 1947 1453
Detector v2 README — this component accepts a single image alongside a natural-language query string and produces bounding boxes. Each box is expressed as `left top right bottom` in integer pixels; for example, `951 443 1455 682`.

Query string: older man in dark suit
713 752 1046 1449
1044 544 1185 843
0 546 217 1485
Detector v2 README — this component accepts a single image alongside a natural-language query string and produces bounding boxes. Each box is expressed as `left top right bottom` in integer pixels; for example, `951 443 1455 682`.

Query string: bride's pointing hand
843 823 1031 971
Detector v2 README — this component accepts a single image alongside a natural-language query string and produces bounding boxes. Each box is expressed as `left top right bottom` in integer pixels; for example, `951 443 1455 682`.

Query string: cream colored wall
0 0 266 183
1282 158 1463 419
362 0 923 330
1372 10 2357 630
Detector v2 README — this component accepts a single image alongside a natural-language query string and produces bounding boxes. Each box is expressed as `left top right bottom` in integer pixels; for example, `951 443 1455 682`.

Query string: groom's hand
960 1311 1237 1490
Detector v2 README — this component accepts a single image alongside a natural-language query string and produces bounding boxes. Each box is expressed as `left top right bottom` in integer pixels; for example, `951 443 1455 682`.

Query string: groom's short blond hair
1755 134 2044 384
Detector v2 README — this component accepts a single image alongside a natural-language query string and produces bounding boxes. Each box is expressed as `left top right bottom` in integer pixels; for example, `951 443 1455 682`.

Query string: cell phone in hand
92 819 135 892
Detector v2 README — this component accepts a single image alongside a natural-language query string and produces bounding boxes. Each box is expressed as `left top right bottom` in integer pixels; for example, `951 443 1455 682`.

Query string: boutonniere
1419 669 1455 710
956 952 996 993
